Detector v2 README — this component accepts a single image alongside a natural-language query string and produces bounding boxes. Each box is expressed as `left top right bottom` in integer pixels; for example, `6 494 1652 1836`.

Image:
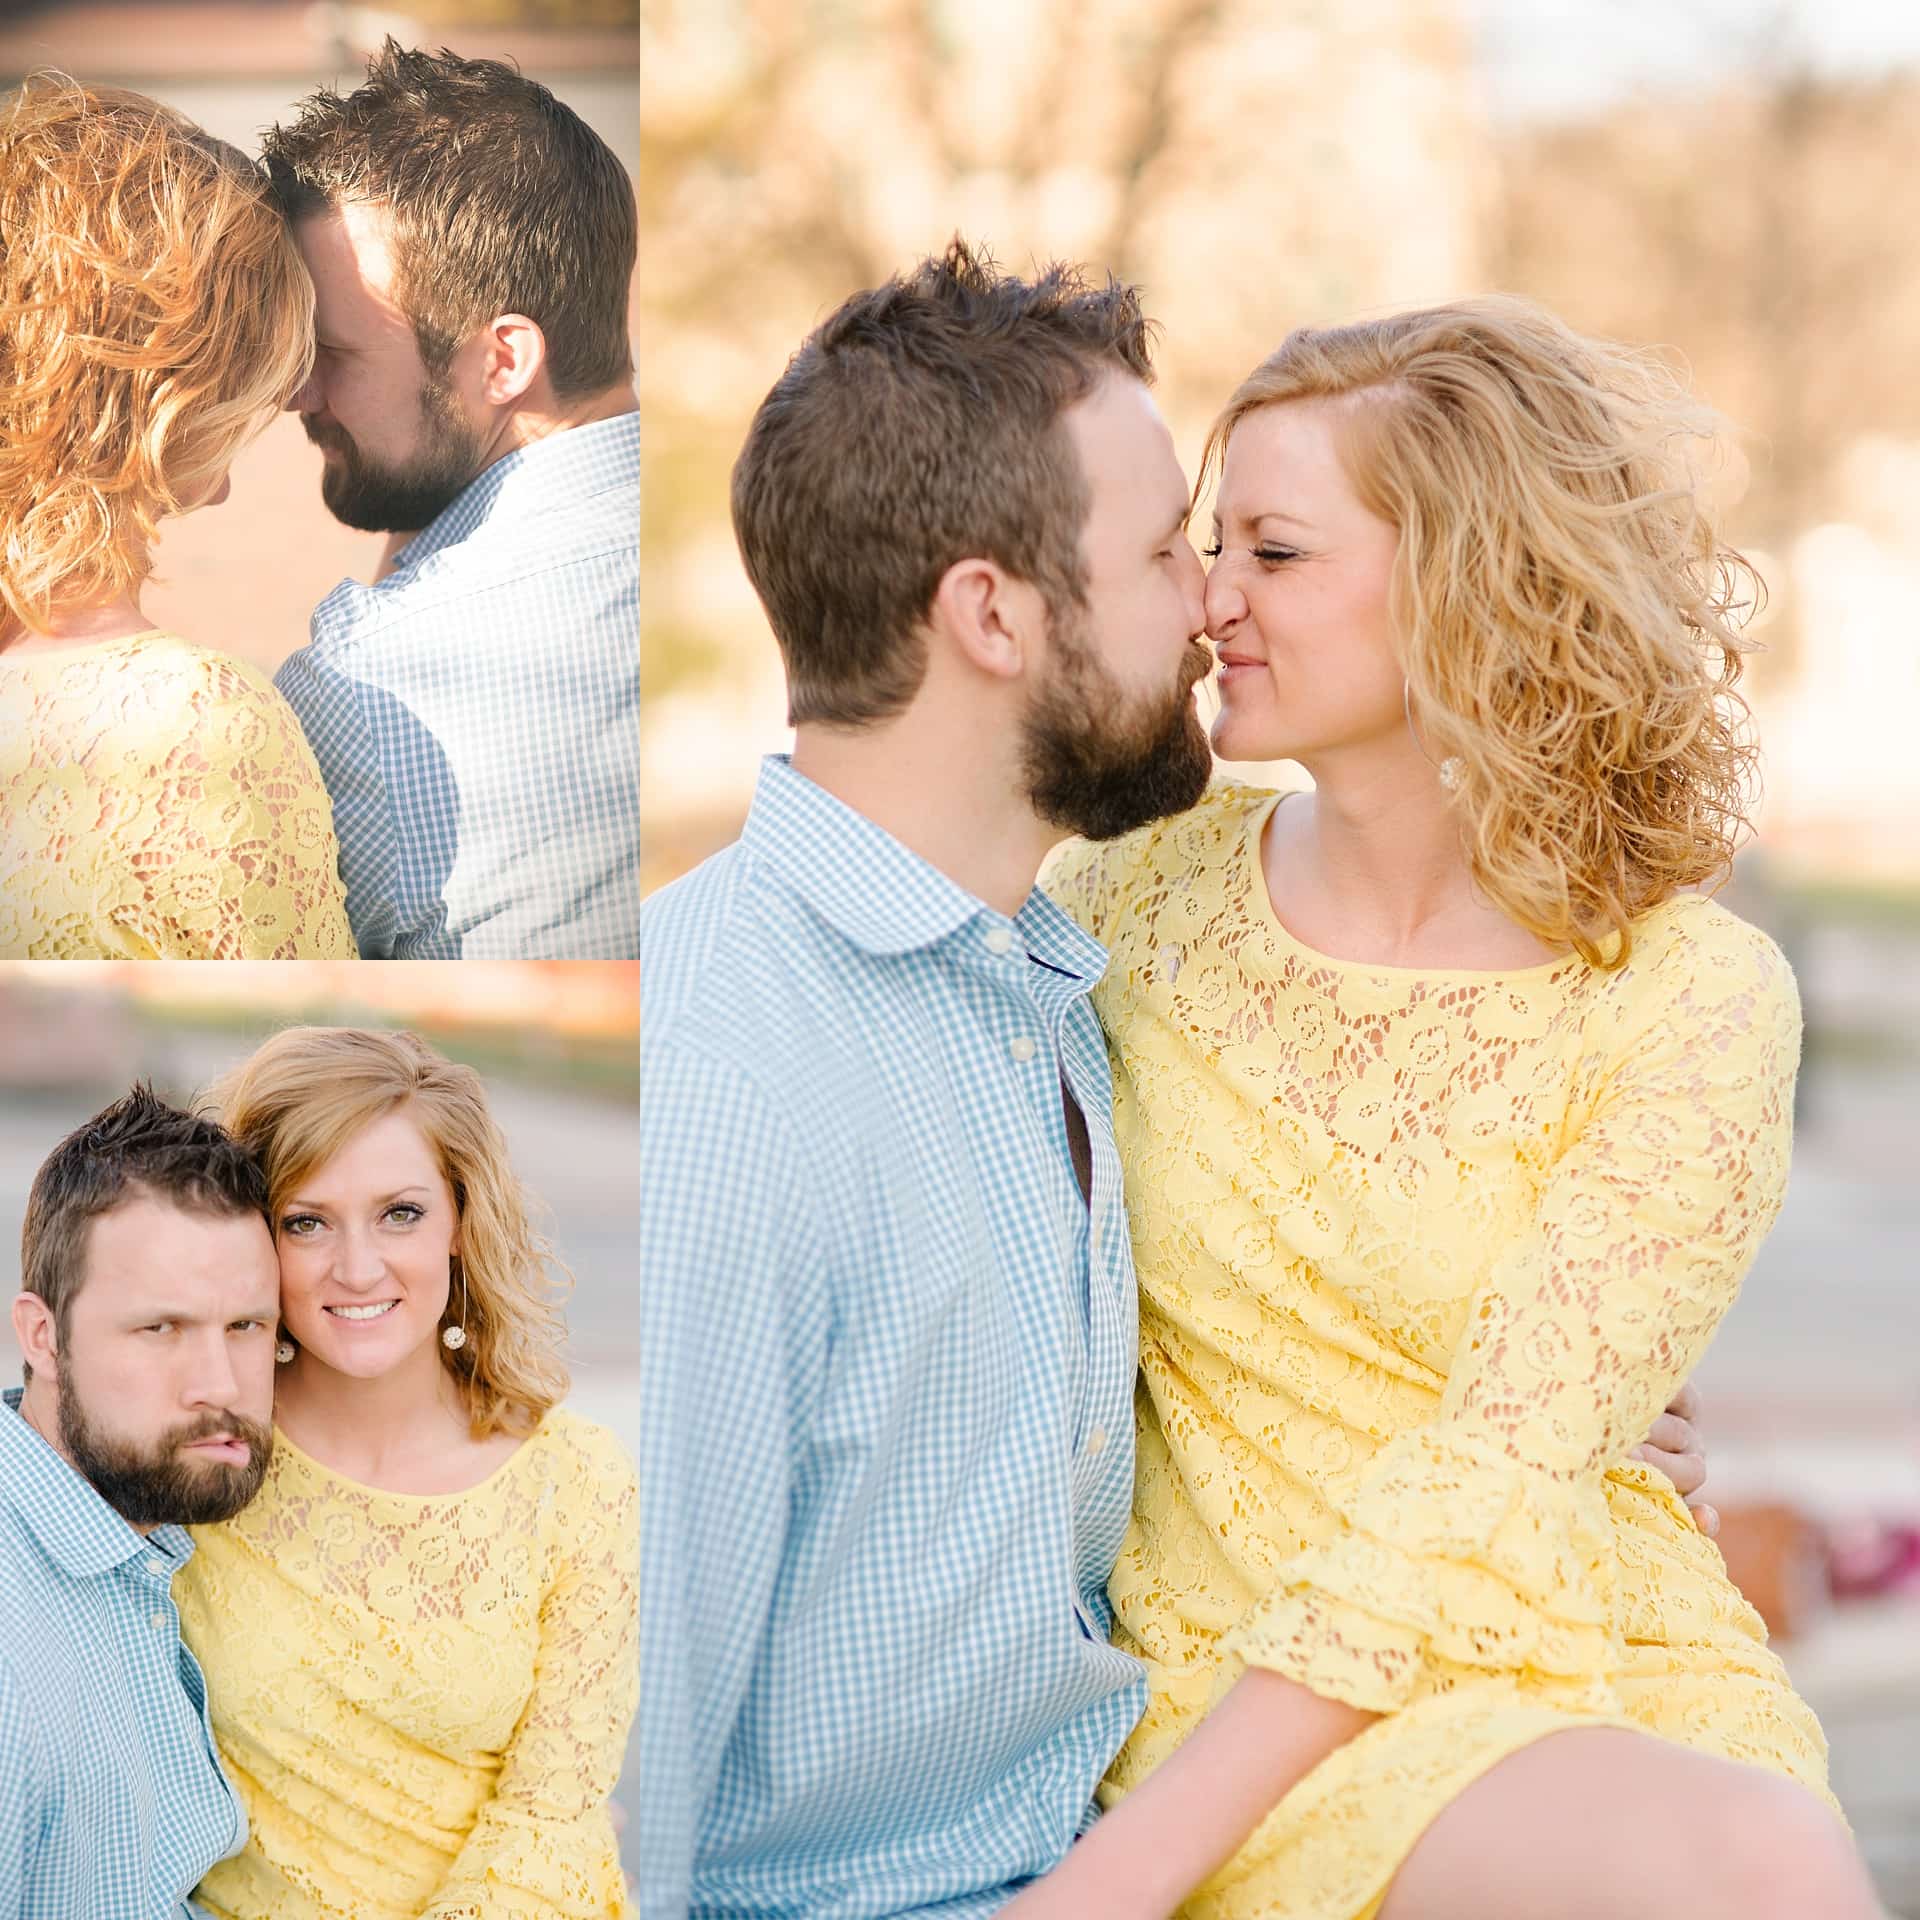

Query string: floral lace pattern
177 1411 638 1920
1044 784 1832 1920
0 632 354 957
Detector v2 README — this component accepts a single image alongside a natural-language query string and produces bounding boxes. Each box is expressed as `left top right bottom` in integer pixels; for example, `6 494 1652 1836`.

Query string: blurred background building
0 0 638 680
641 0 1920 1903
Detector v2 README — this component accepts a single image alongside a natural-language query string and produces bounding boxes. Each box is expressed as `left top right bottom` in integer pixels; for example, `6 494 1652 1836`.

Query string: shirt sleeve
0 1659 38 1919
1222 914 1803 1714
418 1427 639 1919
634 1037 828 1920
273 647 403 959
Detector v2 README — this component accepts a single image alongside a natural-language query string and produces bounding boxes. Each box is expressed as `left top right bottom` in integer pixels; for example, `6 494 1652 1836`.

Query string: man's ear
475 313 548 408
926 559 1046 684
11 1292 59 1386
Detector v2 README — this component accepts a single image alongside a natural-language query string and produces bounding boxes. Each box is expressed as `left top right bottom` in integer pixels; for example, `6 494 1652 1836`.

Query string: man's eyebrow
123 1301 279 1323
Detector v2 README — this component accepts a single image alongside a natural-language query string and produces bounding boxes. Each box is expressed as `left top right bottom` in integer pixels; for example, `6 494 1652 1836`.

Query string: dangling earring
441 1255 469 1351
275 1335 296 1365
1404 677 1465 792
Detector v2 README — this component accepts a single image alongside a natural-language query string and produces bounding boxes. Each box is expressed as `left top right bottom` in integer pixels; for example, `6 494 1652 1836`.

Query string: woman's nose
1204 559 1245 641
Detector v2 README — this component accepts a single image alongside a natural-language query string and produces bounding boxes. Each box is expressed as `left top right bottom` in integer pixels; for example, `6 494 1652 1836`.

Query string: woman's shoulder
11 631 299 739
1594 892 1801 1043
526 1407 639 1499
1042 777 1287 941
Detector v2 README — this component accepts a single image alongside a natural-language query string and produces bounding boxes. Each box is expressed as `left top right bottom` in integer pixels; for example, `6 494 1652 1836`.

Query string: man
639 243 1711 1918
266 42 639 960
0 1086 280 1920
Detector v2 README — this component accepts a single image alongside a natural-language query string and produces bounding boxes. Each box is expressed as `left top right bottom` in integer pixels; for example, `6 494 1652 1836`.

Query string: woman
1022 300 1881 1918
0 75 353 959
175 1027 637 1920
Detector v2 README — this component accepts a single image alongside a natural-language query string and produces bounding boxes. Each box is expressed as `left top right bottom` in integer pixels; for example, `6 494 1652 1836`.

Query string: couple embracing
0 43 638 961
641 245 1883 1918
1 1031 638 1918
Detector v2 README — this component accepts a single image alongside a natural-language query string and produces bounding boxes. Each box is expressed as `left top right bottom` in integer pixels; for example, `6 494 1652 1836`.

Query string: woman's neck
273 1345 473 1478
1272 742 1560 969
0 593 155 655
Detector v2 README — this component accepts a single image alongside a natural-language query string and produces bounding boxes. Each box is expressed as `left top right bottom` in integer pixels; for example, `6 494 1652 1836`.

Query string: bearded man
1 1086 279 1919
265 42 639 960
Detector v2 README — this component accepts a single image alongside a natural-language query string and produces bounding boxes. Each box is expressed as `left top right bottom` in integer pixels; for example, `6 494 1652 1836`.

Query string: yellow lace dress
0 630 354 957
1044 783 1832 1920
176 1411 638 1920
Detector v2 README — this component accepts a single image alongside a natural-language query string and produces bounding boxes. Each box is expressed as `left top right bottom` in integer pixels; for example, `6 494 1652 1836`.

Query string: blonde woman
0 75 353 958
175 1028 637 1920
1016 301 1883 1919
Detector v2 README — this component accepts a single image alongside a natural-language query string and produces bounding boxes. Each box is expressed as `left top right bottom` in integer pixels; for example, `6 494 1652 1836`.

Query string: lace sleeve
1223 914 1802 1714
130 659 356 959
421 1425 639 1920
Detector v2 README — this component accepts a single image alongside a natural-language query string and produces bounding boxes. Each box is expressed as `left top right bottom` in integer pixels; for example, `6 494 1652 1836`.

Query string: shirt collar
393 408 639 573
742 756 1104 984
0 1389 191 1578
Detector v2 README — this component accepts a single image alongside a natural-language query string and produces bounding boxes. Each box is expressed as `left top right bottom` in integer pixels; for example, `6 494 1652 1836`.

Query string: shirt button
985 926 1014 955
145 1555 165 1575
1085 1426 1108 1457
1008 1035 1036 1063
150 1612 166 1630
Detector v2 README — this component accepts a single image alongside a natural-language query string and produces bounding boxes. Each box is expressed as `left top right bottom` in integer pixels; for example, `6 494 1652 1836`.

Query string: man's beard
1021 614 1215 842
304 369 486 533
59 1387 273 1529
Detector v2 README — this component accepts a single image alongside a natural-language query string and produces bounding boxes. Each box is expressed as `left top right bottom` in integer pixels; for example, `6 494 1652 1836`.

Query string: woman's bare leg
1376 1726 1882 1920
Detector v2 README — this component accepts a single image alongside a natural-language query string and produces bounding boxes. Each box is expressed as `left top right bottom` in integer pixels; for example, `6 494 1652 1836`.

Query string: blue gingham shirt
640 756 1146 1920
0 1390 244 1920
275 409 639 959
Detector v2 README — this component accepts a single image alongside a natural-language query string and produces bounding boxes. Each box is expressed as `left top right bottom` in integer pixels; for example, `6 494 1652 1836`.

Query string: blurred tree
1491 2 1920 681
405 0 638 21
639 0 1484 703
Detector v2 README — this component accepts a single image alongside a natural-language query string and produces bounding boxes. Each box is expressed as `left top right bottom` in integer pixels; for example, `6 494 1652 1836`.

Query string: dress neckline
268 1415 549 1503
1238 789 1602 985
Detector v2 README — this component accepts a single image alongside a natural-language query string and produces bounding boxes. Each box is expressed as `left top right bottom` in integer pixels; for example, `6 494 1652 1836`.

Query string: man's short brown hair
261 39 635 397
731 238 1157 727
19 1085 269 1383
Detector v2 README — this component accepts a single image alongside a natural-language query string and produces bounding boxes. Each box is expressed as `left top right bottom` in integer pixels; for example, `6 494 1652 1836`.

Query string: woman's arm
420 1427 639 1920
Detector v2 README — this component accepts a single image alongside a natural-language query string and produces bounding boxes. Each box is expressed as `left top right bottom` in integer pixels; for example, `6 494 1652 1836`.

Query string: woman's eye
1252 546 1301 566
386 1204 424 1225
1200 541 1222 560
280 1214 321 1237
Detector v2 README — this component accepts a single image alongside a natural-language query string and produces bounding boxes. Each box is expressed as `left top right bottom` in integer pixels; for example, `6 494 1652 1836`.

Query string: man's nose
181 1329 242 1410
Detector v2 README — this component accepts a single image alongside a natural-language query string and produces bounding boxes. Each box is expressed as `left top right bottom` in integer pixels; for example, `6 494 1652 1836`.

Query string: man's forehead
1068 371 1189 503
295 199 407 319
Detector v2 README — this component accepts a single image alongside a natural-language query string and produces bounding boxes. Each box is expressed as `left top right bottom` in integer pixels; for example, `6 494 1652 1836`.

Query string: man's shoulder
642 837 913 1092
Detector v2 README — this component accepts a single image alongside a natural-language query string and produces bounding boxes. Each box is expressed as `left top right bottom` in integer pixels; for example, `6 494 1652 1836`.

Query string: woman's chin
1210 711 1294 766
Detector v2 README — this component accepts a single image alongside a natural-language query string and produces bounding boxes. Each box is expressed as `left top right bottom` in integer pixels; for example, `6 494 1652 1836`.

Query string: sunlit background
0 959 644 1852
0 0 638 677
644 1 1920 1904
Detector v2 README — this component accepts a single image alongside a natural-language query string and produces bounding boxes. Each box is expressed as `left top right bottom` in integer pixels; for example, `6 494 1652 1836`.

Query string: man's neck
474 379 637 474
790 718 1059 920
14 1382 159 1535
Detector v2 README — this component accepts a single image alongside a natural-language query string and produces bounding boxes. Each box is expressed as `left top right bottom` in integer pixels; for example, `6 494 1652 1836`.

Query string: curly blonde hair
0 75 314 634
1199 295 1762 967
211 1027 571 1439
